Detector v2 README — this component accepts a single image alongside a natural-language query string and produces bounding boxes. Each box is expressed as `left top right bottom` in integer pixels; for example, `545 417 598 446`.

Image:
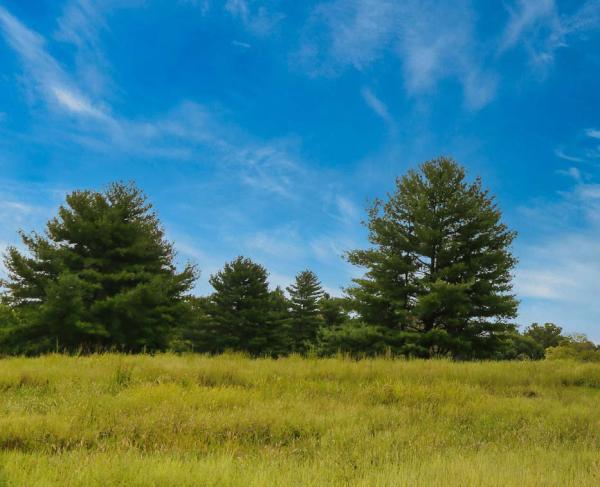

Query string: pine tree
1 182 197 354
346 157 518 358
319 293 348 329
268 286 292 354
203 256 283 356
286 270 325 353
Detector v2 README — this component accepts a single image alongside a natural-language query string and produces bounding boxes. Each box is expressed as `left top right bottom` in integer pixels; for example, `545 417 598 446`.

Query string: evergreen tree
286 270 324 353
269 286 293 354
203 256 283 356
168 296 210 352
1 182 197 354
347 157 518 358
319 293 349 329
0 302 20 354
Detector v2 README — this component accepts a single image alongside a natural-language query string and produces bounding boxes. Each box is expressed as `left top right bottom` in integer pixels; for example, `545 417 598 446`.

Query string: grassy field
1 355 600 486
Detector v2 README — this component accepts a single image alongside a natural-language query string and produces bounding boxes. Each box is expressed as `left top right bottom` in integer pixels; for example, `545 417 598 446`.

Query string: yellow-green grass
1 354 600 486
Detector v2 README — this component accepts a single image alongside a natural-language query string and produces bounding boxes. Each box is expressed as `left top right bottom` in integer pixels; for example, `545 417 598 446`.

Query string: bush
316 322 394 357
545 334 600 362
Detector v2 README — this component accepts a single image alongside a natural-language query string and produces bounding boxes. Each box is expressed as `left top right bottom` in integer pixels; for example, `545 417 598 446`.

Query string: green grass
1 354 600 486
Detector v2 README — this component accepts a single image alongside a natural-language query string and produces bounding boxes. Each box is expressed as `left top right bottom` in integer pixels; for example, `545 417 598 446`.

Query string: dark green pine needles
286 270 325 353
199 256 288 356
1 182 197 353
346 157 518 358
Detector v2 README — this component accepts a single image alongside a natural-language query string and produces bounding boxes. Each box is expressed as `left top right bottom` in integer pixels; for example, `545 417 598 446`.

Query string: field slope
1 354 600 486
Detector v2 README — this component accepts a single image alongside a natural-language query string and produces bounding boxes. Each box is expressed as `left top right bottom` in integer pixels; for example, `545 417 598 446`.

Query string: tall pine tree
201 256 285 356
1 182 197 354
286 270 324 353
347 157 518 358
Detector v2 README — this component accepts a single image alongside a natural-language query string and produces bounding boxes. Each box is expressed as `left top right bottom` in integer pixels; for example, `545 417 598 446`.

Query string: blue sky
0 0 599 337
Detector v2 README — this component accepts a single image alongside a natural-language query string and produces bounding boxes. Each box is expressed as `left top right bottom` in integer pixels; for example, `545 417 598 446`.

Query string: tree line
0 157 594 359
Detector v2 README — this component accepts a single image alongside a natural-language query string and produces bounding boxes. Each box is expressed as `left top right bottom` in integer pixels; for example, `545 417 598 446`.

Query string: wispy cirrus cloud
0 179 65 278
516 127 600 337
586 128 600 139
500 0 600 68
516 182 600 335
361 87 393 127
552 128 600 170
0 5 304 199
500 0 558 53
0 3 368 296
296 0 600 109
244 224 305 260
554 148 584 163
0 6 107 119
54 0 114 97
296 0 497 109
225 0 285 36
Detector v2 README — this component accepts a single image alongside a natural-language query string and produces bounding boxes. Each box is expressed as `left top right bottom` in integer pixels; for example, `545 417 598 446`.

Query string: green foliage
316 321 477 359
286 270 324 352
167 296 210 352
319 293 349 329
0 303 20 355
346 157 518 358
0 182 197 354
0 171 587 361
268 286 293 354
546 334 600 362
524 322 566 350
494 332 545 360
317 322 393 357
199 257 286 356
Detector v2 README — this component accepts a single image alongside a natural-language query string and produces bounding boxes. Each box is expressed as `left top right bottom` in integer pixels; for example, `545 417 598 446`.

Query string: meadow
1 354 600 486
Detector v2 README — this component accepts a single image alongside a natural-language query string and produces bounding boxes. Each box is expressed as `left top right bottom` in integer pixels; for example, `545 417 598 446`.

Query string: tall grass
1 354 600 485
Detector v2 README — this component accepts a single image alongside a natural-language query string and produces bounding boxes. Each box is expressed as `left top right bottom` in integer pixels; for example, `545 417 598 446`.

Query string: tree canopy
286 270 325 353
1 182 197 353
346 157 518 358
0 158 581 360
198 256 287 356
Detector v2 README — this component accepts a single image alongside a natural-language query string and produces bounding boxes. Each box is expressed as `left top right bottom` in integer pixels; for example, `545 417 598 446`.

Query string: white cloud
0 6 304 199
516 269 576 300
515 179 600 336
0 200 39 225
236 140 303 199
225 0 285 36
559 166 582 181
500 0 557 52
335 195 360 223
245 225 305 260
298 0 497 109
54 0 145 97
361 87 392 125
225 0 249 20
516 231 600 337
0 5 109 119
0 183 62 285
296 0 599 107
500 0 600 68
310 235 353 264
565 0 600 33
232 40 251 49
554 147 584 162
586 128 600 139
516 233 600 302
51 85 106 118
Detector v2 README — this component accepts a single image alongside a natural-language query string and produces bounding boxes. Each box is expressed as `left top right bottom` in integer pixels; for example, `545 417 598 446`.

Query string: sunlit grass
1 354 600 485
